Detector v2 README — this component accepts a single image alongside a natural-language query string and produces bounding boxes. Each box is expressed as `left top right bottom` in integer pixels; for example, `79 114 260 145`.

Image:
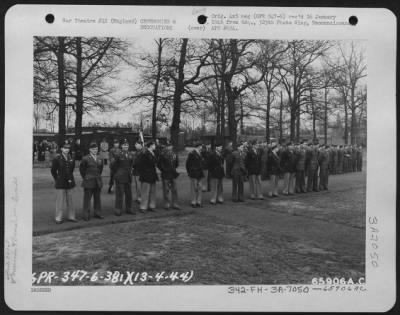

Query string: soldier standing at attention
50 141 77 224
230 142 247 202
306 141 319 192
139 140 159 213
295 142 306 193
318 145 329 190
157 140 180 210
208 143 225 205
245 141 264 200
79 142 104 220
186 142 205 207
200 144 211 192
223 141 234 179
112 139 136 216
132 140 144 203
280 142 292 195
267 142 280 197
108 139 120 193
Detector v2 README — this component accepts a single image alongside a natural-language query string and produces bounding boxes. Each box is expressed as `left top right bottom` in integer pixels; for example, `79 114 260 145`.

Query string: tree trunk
296 108 300 143
152 39 163 138
170 38 188 151
324 87 328 144
226 86 237 147
75 37 84 139
344 96 348 145
350 88 357 144
57 37 66 143
265 90 271 142
279 90 283 142
220 83 226 145
310 89 316 140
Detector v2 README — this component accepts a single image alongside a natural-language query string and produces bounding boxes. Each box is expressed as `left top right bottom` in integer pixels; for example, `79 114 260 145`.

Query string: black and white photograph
4 5 396 312
32 36 367 285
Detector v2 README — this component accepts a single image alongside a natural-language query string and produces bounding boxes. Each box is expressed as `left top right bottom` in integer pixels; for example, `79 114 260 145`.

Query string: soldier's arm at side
50 157 58 181
79 158 86 178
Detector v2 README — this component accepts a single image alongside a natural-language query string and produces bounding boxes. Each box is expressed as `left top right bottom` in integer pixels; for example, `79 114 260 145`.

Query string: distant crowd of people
48 137 364 224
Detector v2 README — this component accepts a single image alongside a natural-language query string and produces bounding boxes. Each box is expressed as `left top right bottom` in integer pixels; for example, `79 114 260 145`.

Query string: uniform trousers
232 174 245 201
357 158 363 171
133 175 141 202
202 170 209 191
319 168 329 190
83 187 102 219
210 178 224 203
115 182 132 211
295 170 306 193
190 178 203 205
140 182 156 210
162 179 178 208
269 175 279 196
55 189 75 221
282 172 291 194
307 167 319 192
248 174 264 199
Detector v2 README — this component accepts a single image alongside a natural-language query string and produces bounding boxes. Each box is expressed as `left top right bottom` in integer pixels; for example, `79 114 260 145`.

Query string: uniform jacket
79 154 103 189
306 147 319 170
267 149 281 175
318 149 329 169
131 149 144 176
295 148 306 172
245 148 262 175
260 147 269 179
208 150 225 179
51 153 76 189
230 150 247 177
112 150 134 184
157 148 179 180
186 150 205 179
280 148 294 173
200 149 210 170
138 149 159 183
109 147 121 170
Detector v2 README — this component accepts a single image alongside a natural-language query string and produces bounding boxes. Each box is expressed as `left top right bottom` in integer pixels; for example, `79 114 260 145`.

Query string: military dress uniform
157 145 180 210
51 149 76 223
112 142 135 216
267 147 280 197
229 148 247 202
208 147 225 204
306 145 319 192
79 149 104 220
318 146 329 190
186 147 205 207
280 145 294 195
245 145 264 199
295 145 307 193
139 147 159 212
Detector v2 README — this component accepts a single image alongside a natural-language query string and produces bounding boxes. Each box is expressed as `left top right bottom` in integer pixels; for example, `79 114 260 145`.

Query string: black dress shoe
148 208 156 212
172 205 181 210
67 219 78 223
196 203 203 208
55 220 64 224
139 209 146 213
94 214 105 219
191 203 197 208
209 201 217 205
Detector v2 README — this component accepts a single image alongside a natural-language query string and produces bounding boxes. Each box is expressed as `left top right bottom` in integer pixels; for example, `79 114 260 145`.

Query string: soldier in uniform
208 143 225 205
186 142 205 207
280 142 293 195
108 139 120 193
200 144 211 192
295 142 307 193
79 142 104 220
50 141 76 224
112 139 135 216
337 145 343 174
245 141 264 200
132 140 144 203
267 142 280 197
306 141 319 192
223 141 234 179
157 140 180 210
318 145 330 190
331 145 338 175
230 142 247 202
139 140 159 212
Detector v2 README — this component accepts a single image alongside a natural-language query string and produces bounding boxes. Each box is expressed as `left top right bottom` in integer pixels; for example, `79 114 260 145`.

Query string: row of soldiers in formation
49 137 363 224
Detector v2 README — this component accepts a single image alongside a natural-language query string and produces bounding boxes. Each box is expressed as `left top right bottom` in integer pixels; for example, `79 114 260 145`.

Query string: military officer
157 140 180 210
132 140 144 203
79 142 104 220
112 139 135 216
306 141 319 192
318 145 330 190
138 140 159 212
208 143 225 204
50 141 76 224
245 141 264 200
267 142 280 197
295 142 307 193
186 142 205 207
